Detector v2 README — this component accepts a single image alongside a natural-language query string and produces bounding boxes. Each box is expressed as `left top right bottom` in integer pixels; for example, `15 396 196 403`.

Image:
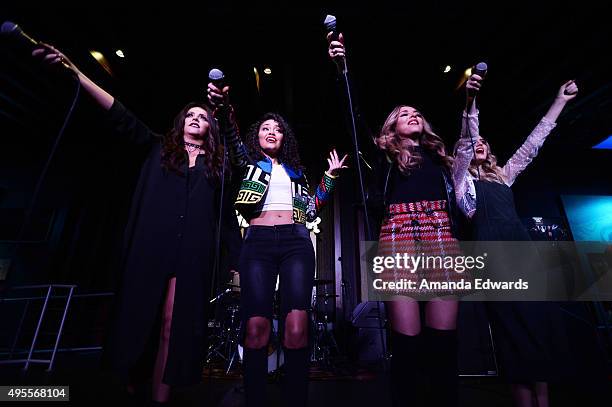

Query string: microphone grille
1 21 19 34
208 68 224 82
473 62 488 75
323 15 337 31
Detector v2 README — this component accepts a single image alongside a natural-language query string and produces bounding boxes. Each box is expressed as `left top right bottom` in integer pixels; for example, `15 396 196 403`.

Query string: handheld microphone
467 62 488 108
1 21 38 47
208 68 227 109
208 68 225 90
2 21 73 72
323 14 347 74
324 15 340 41
472 61 488 78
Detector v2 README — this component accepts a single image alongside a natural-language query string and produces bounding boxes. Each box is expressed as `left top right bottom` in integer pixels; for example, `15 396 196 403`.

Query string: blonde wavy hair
453 136 506 184
376 105 453 175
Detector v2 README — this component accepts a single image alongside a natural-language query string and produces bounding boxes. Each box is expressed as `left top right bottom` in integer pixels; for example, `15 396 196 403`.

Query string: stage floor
0 350 609 406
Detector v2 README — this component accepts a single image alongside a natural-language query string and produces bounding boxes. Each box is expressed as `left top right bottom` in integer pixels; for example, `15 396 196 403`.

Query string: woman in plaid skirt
328 33 467 407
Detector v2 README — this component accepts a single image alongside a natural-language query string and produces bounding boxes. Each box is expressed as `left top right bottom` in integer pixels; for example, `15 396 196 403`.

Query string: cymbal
313 279 334 285
315 294 339 298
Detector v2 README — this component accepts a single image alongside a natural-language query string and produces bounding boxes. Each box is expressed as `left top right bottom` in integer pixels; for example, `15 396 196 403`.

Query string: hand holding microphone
324 15 347 74
31 43 79 74
466 62 487 110
466 74 484 93
2 21 76 73
206 68 230 109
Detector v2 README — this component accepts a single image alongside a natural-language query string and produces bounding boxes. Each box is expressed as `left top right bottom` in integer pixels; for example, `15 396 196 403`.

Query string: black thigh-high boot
243 347 268 407
389 329 425 407
282 347 309 407
423 327 458 407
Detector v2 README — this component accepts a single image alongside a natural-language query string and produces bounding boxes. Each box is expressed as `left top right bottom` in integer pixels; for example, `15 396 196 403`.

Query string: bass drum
238 319 284 372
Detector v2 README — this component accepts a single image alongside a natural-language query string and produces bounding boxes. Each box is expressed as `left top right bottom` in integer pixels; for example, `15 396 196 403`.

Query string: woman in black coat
33 44 242 405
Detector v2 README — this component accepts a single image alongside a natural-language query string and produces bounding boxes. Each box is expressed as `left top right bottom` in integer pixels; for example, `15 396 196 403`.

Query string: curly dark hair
161 102 226 182
243 112 304 173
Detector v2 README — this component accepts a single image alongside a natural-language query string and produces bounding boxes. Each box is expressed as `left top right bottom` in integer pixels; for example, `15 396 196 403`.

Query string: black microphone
472 62 488 79
208 68 225 90
208 68 227 109
323 14 347 74
2 21 74 73
1 21 38 47
323 14 340 41
467 61 488 108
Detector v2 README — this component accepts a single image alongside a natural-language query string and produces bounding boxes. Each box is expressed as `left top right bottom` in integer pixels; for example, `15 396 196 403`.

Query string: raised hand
32 43 78 74
327 32 346 62
466 74 484 94
556 80 579 102
326 149 348 177
207 82 230 109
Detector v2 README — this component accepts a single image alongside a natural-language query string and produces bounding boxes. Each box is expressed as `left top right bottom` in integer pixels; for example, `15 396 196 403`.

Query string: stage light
263 67 272 75
464 67 472 77
115 49 125 58
593 135 612 150
90 50 104 61
444 65 451 73
89 50 113 76
253 67 260 93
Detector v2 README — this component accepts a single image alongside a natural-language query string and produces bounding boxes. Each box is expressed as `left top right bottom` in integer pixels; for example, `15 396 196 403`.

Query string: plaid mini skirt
377 200 466 297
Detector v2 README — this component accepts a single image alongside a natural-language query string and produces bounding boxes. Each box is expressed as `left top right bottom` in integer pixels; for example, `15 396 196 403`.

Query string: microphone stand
334 58 387 364
337 64 373 241
206 112 229 403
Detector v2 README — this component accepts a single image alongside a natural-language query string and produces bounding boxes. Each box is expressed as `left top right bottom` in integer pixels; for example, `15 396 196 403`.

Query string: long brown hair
376 105 453 174
161 102 225 182
453 136 506 184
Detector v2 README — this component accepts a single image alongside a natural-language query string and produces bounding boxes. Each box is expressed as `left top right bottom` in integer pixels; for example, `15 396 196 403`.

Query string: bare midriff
249 210 293 226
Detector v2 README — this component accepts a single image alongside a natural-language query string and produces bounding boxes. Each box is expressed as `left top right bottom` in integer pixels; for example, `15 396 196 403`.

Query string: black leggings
239 224 315 407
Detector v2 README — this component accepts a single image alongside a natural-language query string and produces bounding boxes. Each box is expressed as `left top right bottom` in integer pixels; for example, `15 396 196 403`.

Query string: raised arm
326 32 380 162
305 149 347 222
502 80 578 186
33 43 154 146
33 43 113 109
453 74 483 218
207 82 249 169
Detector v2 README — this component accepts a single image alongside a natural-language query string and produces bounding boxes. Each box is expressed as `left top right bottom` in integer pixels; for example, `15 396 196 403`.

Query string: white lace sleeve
453 110 479 218
502 118 557 186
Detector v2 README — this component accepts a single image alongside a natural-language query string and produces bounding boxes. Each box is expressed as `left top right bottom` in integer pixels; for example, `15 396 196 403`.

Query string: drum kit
206 273 340 374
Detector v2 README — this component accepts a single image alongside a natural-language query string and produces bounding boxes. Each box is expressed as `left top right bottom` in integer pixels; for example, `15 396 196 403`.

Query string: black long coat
103 100 241 385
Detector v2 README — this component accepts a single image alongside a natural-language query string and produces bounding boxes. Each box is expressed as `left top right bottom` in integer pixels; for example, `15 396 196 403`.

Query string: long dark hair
243 112 304 173
161 102 225 182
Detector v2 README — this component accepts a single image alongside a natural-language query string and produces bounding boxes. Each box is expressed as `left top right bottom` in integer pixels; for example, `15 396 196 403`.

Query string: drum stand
311 280 340 368
206 287 242 374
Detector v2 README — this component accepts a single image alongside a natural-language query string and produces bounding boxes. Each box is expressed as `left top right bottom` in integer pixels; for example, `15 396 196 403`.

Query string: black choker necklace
184 141 203 153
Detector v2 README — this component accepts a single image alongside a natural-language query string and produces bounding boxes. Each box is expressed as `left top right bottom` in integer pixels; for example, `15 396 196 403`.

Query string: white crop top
262 164 293 211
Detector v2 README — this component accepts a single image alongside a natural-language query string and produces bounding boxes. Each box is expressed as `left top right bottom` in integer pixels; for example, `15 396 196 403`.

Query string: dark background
0 2 611 329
